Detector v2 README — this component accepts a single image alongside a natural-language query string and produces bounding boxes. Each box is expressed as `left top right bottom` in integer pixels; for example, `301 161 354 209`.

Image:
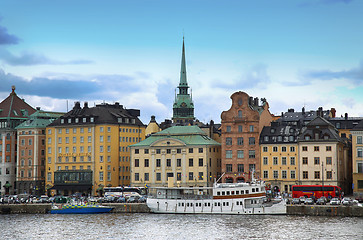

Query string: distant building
351 120 363 199
16 109 64 196
220 91 273 183
130 126 221 188
0 86 36 195
172 38 195 124
298 116 351 194
45 102 145 196
260 121 300 194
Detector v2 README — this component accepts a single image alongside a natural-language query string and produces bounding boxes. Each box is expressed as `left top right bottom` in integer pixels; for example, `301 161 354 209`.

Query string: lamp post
322 161 324 197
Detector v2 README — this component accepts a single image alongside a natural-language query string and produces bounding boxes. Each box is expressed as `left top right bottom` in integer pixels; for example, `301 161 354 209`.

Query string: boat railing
148 193 213 200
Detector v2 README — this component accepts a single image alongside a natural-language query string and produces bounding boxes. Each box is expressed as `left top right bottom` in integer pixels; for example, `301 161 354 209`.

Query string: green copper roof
130 126 220 147
15 110 64 129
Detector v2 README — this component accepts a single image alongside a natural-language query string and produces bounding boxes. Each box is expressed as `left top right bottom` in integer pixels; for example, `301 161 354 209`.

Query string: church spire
179 37 188 89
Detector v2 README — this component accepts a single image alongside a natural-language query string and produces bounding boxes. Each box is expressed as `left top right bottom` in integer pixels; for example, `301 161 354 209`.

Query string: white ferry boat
146 180 286 215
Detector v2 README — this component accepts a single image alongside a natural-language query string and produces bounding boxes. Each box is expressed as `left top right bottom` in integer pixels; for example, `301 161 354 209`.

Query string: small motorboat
50 203 113 214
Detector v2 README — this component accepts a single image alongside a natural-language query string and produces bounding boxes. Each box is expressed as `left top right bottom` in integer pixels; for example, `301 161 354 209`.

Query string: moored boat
50 203 113 214
146 180 286 215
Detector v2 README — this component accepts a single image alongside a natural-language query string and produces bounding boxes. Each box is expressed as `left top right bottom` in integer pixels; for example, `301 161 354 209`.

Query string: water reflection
0 214 362 240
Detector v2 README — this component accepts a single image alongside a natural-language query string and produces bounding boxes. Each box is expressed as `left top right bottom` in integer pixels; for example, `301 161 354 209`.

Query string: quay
1 203 362 217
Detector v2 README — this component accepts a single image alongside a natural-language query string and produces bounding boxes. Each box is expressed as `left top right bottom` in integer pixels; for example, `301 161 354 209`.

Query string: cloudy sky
0 0 362 124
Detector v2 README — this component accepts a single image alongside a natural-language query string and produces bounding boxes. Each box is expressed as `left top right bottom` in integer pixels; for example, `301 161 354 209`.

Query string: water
0 213 362 240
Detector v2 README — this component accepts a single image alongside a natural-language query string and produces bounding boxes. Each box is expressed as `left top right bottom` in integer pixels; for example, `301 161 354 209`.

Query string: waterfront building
220 91 273 183
130 125 221 188
45 102 145 196
15 109 63 196
260 121 301 194
172 38 195 124
298 116 351 193
351 120 363 200
0 86 36 195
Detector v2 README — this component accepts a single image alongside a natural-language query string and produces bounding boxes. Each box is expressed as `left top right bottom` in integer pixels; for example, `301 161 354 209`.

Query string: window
100 136 104 142
273 146 278 152
226 150 232 159
281 146 286 152
303 171 308 179
238 110 242 117
177 149 181 154
199 158 203 167
249 125 254 132
273 157 278 165
263 171 268 179
65 137 69 143
237 137 243 145
156 159 161 167
249 150 255 159
226 126 231 132
263 146 268 152
144 159 149 167
326 146 332 151
302 146 308 151
177 159 181 167
290 146 295 152
167 159 171 167
198 148 203 153
357 136 363 144
100 146 103 152
177 172 182 181
238 164 244 172
326 171 332 179
290 157 295 165
282 170 287 179
135 159 139 167
314 157 320 165
326 157 332 165
189 172 194 180
249 137 255 145
99 172 104 181
314 146 319 152
357 161 363 173
273 170 278 179
358 148 363 158
263 157 268 165
134 173 139 181
314 171 320 179
303 157 308 165
281 157 287 165
189 158 193 167
238 125 242 132
198 172 203 180
144 149 149 154
226 164 232 172
290 170 296 179
249 164 255 171
100 156 103 162
226 137 232 145
189 148 193 153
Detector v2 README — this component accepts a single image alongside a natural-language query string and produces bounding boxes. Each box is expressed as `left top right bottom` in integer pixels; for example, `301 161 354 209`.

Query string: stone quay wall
287 205 363 217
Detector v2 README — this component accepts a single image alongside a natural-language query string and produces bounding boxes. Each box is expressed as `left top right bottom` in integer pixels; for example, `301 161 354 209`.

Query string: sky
0 0 362 124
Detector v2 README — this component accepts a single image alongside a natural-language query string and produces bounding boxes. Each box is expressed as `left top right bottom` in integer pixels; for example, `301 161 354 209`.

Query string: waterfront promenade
1 203 362 217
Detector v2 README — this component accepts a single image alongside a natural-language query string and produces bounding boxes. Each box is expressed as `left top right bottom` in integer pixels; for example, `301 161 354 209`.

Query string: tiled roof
0 87 36 119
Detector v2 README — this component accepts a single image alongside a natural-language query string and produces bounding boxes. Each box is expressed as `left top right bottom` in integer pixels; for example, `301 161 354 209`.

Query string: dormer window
131 119 136 124
90 117 94 123
83 118 87 123
118 118 122 123
264 136 269 142
125 118 129 123
277 136 282 142
271 128 275 133
60 119 64 124
305 135 311 140
68 118 71 123
75 118 79 123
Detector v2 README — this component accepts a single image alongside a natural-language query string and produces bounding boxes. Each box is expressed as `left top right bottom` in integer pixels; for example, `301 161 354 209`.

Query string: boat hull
146 198 286 215
50 205 113 214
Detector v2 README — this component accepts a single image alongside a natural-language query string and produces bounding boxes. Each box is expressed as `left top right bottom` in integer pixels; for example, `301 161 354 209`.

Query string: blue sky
0 0 362 124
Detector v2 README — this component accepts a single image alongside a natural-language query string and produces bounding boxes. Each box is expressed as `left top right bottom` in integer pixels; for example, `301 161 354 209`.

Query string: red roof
0 87 36 119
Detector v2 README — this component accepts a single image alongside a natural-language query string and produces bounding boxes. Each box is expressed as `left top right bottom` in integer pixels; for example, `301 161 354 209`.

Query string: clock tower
172 37 195 124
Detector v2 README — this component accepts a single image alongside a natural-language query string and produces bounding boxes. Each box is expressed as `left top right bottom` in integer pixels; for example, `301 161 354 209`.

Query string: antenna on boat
215 173 225 183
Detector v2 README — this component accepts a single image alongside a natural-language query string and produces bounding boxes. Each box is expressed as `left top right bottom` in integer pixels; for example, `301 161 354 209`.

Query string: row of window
225 164 254 173
302 170 333 180
0 144 10 152
0 167 12 175
226 137 255 145
216 187 263 196
134 158 208 168
134 171 205 182
135 147 212 154
225 150 255 159
225 125 255 133
263 146 295 152
48 135 141 144
302 157 332 165
263 170 296 179
263 156 296 165
49 126 142 134
302 146 332 151
263 135 295 142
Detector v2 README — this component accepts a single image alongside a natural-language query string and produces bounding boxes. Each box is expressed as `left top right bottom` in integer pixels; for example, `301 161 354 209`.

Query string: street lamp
322 161 324 197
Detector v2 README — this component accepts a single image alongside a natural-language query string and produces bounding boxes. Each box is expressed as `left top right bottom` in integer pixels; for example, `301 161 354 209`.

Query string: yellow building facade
45 102 145 196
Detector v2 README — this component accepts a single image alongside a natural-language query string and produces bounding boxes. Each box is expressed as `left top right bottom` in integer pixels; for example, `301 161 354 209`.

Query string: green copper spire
173 37 195 124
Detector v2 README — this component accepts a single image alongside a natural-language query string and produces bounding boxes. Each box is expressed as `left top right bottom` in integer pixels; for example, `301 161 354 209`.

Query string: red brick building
220 91 273 183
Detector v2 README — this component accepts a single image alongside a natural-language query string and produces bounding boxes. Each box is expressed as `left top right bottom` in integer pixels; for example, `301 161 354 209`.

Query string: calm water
0 213 362 240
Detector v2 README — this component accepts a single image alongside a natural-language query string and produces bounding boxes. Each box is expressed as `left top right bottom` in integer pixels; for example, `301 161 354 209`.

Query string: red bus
292 185 342 199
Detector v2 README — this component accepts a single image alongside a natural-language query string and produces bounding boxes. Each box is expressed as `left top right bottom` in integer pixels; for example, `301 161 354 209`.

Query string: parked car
116 197 126 203
127 196 139 203
138 196 147 203
316 197 327 205
305 198 314 205
330 198 341 205
292 198 301 205
299 197 306 204
342 197 353 206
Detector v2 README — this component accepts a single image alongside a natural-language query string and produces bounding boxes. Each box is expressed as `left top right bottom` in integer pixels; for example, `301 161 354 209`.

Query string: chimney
254 97 259 106
318 107 323 117
36 107 41 110
84 102 88 108
288 109 294 113
73 101 81 110
331 108 336 118
249 97 253 106
345 113 348 120
302 107 305 115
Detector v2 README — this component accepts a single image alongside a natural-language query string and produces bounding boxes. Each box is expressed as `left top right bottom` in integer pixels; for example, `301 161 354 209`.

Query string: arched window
238 110 242 118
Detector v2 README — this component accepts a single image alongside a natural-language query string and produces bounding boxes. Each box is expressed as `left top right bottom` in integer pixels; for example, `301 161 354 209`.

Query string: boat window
208 203 211 207
217 191 220 196
187 203 189 207
241 190 244 194
240 201 243 205
261 187 264 191
214 202 217 206
231 191 235 195
182 203 184 206
223 202 226 206
222 191 225 196
236 202 239 205
256 188 259 192
204 203 207 206
252 188 255 192
218 202 221 206
191 203 193 207
246 190 249 194
236 191 239 195
226 191 230 195
178 203 181 206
